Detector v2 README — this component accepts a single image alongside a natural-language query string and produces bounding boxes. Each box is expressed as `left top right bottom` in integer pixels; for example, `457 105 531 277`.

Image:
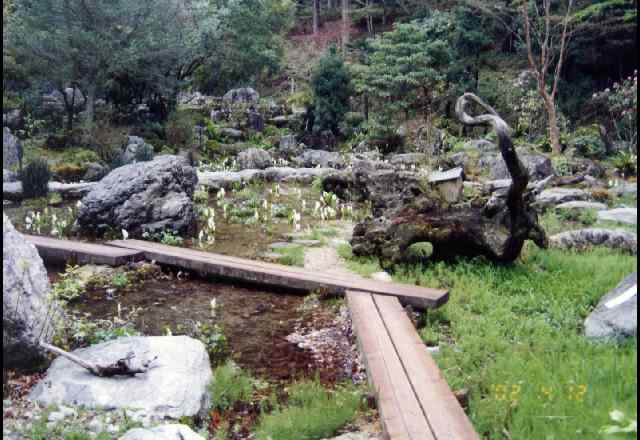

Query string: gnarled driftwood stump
351 93 548 269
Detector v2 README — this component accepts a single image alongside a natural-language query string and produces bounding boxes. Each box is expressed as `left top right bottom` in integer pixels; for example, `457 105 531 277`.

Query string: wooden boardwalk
107 239 448 310
25 235 144 266
26 235 477 438
348 291 479 440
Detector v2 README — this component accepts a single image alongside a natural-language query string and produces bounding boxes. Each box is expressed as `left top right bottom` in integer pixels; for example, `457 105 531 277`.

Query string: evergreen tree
355 17 453 122
311 47 353 135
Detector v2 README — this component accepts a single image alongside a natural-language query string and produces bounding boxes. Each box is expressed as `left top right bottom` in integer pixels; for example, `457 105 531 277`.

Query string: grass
337 243 382 277
340 243 637 439
541 210 638 236
209 361 255 412
276 245 306 267
254 380 363 440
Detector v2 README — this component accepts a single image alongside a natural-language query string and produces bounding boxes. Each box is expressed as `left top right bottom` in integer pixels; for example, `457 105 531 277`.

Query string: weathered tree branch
40 341 157 377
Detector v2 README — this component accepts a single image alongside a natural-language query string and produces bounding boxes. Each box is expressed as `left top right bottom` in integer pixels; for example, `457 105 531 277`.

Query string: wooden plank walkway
25 235 145 266
107 239 449 310
348 291 479 440
25 235 474 438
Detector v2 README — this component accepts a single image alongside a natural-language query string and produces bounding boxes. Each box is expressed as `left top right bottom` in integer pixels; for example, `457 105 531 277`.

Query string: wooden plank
106 240 448 310
25 235 145 267
347 291 435 440
374 294 479 440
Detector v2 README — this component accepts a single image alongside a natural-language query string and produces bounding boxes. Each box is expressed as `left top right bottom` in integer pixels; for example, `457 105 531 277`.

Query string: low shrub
612 151 638 176
22 159 51 199
209 361 255 412
570 126 605 159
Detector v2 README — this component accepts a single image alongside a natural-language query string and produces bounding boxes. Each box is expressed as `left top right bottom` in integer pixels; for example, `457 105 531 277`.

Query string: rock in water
237 148 274 170
119 424 205 440
76 155 197 237
585 273 637 341
3 128 22 170
29 336 213 419
3 215 60 369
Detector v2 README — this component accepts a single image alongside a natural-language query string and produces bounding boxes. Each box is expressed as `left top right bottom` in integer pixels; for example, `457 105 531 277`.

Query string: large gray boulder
598 208 637 225
534 187 589 208
3 128 22 170
119 425 205 440
585 273 637 341
482 152 553 181
237 148 274 170
222 87 259 105
29 336 213 419
293 150 345 169
3 215 60 370
550 228 637 254
77 155 198 237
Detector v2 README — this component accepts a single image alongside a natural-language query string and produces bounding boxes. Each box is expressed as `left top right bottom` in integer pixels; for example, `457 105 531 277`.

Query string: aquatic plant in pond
24 205 78 238
197 206 217 248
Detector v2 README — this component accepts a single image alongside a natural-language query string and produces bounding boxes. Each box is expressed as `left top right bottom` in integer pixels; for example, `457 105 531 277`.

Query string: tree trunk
341 0 350 51
85 83 97 128
364 92 370 122
545 96 562 154
313 0 320 35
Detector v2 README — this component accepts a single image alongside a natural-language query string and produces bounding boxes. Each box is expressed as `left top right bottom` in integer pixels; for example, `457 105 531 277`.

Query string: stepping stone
598 208 637 225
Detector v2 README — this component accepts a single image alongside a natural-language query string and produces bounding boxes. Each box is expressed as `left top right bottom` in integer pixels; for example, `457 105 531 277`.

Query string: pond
48 265 360 386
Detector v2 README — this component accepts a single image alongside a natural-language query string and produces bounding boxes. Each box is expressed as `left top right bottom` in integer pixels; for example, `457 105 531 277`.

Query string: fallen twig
40 341 157 377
